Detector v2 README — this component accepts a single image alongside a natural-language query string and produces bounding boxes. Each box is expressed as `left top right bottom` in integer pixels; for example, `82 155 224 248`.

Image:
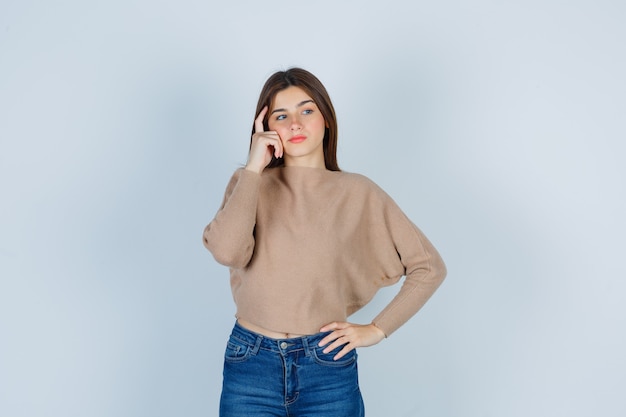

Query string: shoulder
340 171 391 200
330 170 372 187
227 167 261 187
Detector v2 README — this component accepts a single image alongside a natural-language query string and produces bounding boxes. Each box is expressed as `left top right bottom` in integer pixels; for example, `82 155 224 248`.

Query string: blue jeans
219 322 365 416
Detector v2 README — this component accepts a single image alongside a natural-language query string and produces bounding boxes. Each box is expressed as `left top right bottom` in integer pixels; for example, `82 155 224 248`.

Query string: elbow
203 233 253 269
432 253 447 285
410 251 446 286
212 249 252 270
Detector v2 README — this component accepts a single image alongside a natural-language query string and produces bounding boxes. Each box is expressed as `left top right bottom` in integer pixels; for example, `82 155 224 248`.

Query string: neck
283 154 326 169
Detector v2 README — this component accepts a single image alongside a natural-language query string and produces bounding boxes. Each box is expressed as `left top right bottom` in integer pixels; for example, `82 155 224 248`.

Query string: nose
290 115 303 131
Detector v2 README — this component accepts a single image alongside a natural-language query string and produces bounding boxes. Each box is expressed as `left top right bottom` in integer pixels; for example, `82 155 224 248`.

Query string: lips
288 135 307 144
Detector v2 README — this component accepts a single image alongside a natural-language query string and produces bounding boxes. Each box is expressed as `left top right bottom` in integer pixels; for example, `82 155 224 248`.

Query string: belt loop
302 336 312 357
250 334 262 355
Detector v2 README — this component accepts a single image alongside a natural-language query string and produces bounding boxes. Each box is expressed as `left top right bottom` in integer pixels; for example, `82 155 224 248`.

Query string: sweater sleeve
202 168 261 269
371 194 447 337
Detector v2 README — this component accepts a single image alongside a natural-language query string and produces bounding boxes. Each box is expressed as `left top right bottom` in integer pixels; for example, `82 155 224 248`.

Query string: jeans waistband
230 321 331 355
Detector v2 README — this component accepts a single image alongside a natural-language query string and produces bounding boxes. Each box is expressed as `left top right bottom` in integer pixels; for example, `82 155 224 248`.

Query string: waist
237 318 309 339
231 321 331 354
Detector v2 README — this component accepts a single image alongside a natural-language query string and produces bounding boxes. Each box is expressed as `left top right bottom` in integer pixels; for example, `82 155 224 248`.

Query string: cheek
268 121 282 133
268 123 288 142
313 117 327 134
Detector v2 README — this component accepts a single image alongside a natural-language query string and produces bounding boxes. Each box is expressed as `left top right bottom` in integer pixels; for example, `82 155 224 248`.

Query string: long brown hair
251 68 340 171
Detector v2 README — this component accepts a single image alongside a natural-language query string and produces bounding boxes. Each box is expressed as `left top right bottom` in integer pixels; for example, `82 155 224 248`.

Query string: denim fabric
219 322 365 416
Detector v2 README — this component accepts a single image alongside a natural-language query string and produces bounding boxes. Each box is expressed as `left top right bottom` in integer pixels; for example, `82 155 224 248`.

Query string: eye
302 109 313 115
275 114 287 121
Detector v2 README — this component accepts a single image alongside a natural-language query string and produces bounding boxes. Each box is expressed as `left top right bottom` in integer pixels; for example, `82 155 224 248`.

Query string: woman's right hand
245 106 283 174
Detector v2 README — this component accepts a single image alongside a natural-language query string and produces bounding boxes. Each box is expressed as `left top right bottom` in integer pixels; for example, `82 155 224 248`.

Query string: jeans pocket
224 336 252 363
311 345 357 367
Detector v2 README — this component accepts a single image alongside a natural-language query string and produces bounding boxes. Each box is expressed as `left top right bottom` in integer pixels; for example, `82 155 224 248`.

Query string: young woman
203 68 446 416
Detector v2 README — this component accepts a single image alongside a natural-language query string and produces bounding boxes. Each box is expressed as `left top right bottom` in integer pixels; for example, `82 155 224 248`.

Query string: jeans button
280 341 288 349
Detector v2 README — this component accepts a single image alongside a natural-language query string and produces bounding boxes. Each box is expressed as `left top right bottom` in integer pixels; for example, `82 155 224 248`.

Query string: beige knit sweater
203 166 446 337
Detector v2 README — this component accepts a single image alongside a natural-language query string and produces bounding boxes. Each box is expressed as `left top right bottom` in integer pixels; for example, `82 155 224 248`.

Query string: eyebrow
270 99 315 114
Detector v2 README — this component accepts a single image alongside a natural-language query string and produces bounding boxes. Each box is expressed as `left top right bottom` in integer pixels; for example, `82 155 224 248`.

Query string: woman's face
267 86 327 168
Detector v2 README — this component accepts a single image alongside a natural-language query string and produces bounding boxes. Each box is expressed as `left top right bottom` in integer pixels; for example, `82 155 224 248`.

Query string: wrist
244 164 263 174
370 323 387 339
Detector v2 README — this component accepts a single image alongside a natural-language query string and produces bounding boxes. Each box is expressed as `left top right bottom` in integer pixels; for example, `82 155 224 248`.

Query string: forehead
271 86 314 109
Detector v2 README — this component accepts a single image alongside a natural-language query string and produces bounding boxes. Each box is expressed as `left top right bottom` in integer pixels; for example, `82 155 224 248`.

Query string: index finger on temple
254 106 268 133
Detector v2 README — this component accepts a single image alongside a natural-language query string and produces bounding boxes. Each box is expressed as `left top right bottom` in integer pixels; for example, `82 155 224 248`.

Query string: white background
1 1 624 416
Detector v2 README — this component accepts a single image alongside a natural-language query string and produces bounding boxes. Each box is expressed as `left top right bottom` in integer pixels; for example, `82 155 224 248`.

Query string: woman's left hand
318 322 386 360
